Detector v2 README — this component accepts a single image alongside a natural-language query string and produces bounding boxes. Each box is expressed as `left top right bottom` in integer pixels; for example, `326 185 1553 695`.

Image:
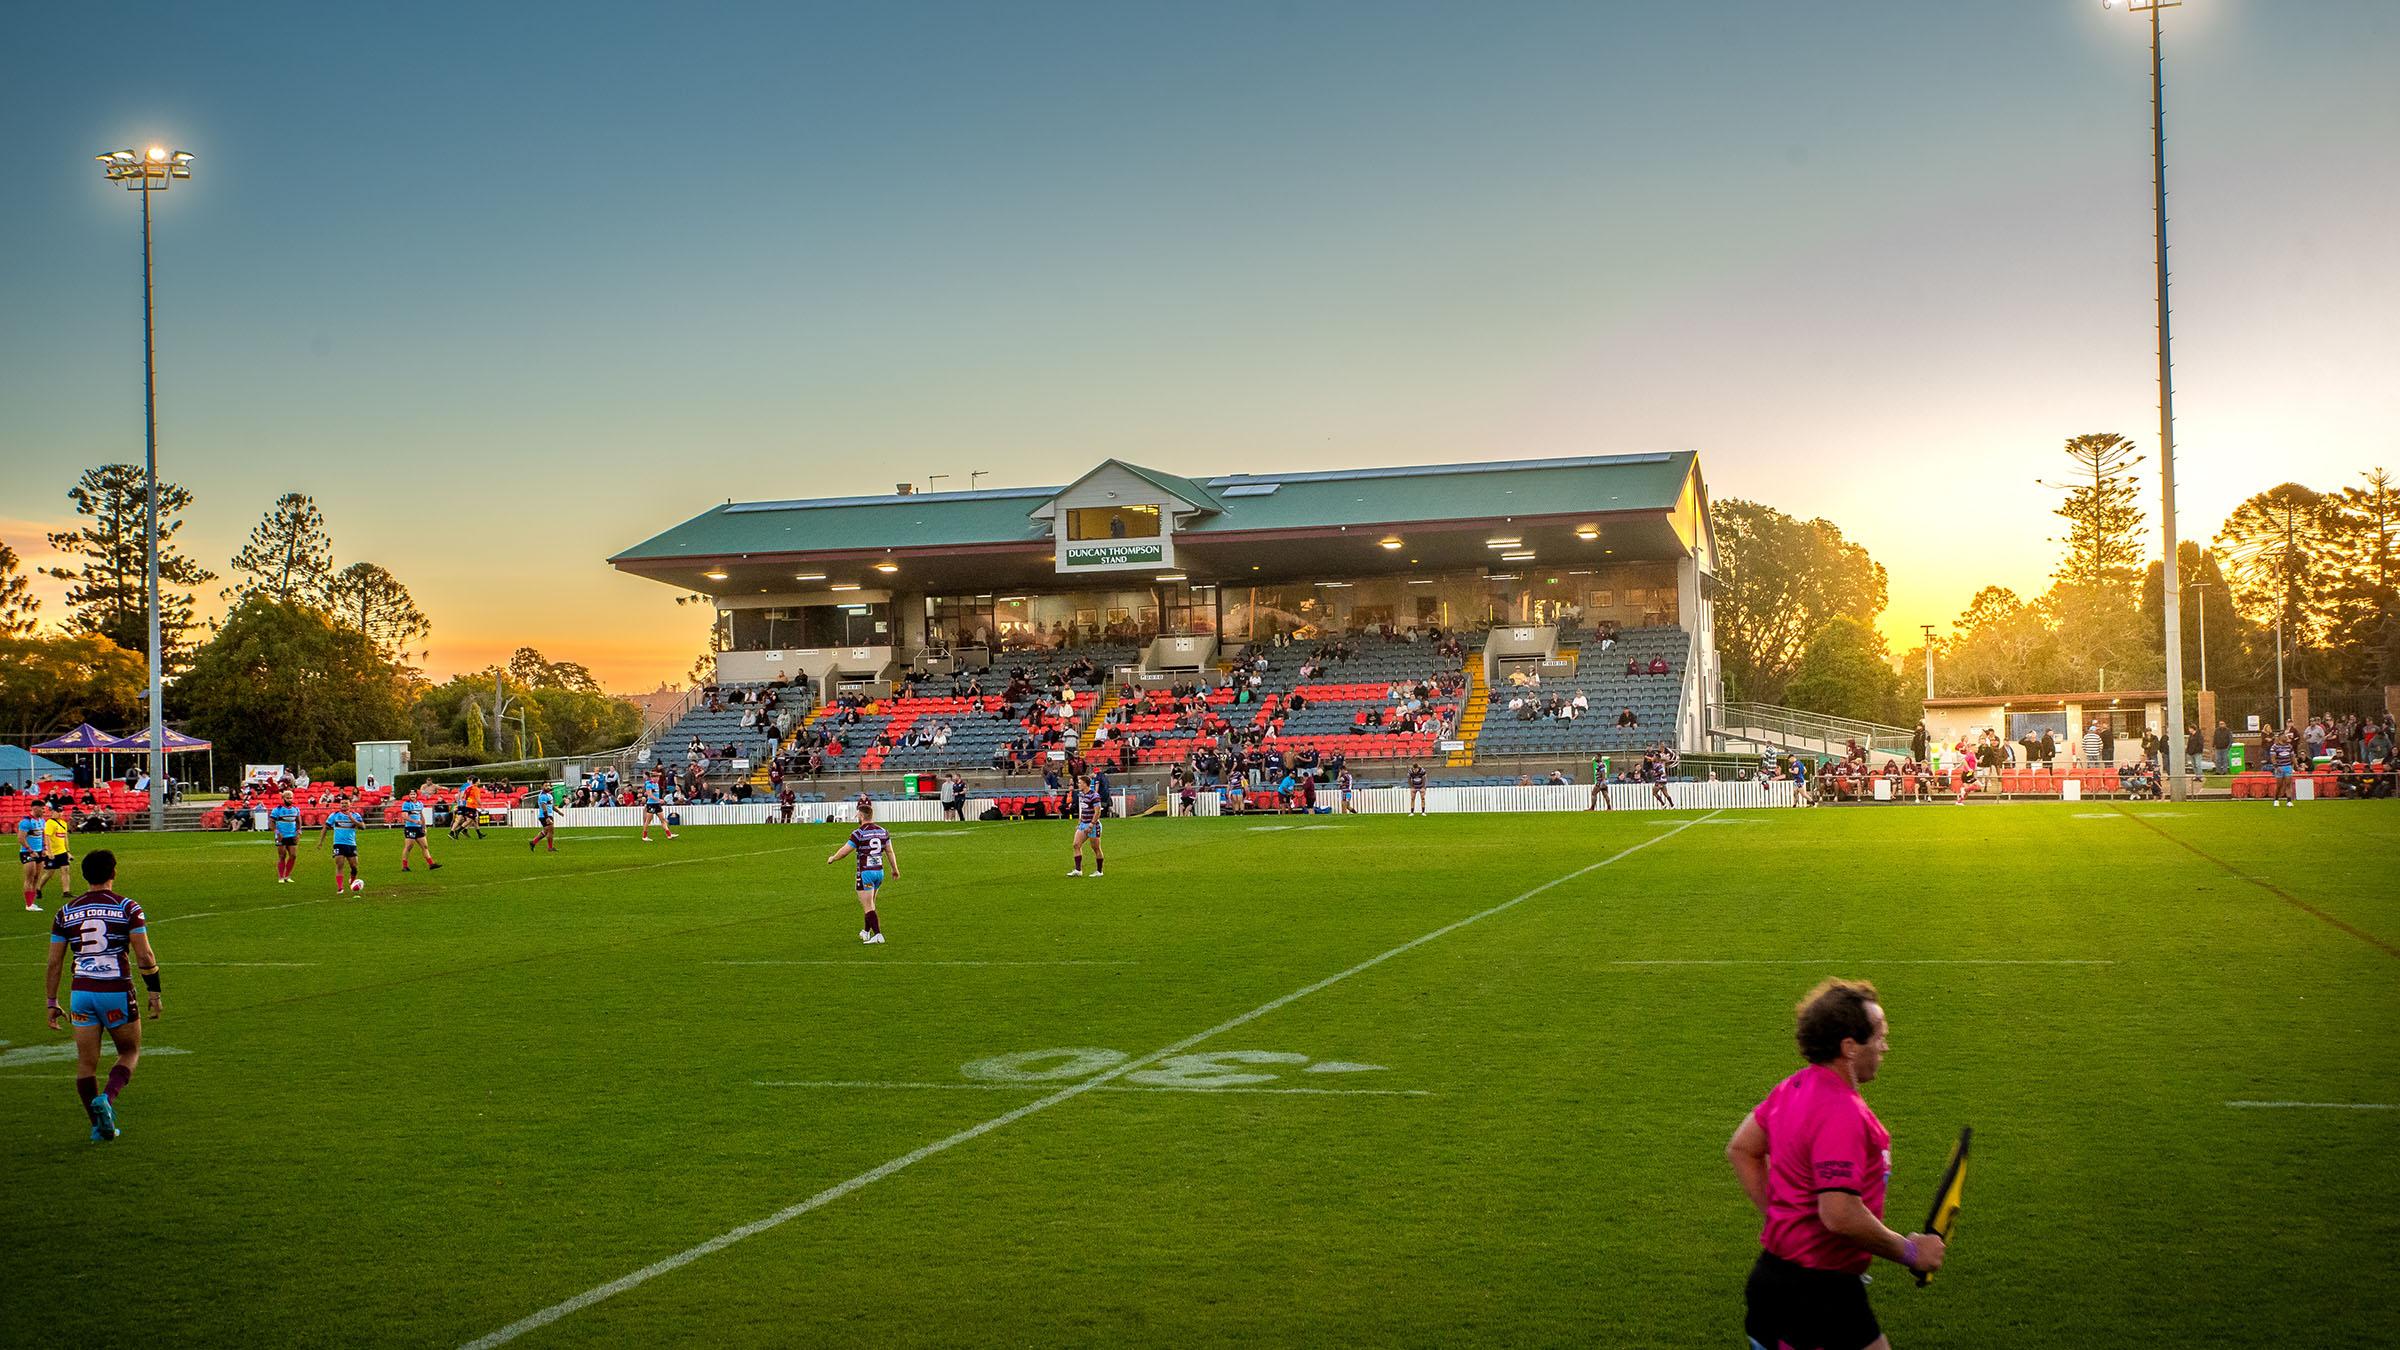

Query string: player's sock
865 909 880 935
105 1065 130 1100
76 1077 99 1121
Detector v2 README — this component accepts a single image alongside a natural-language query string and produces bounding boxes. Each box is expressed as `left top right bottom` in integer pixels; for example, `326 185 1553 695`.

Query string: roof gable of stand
1028 460 1222 521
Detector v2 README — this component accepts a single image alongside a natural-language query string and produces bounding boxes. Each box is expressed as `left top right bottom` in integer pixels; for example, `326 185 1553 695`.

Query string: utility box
354 740 411 790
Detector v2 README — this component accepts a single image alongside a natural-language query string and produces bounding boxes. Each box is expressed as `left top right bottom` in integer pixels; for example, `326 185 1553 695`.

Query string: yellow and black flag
1915 1126 1971 1287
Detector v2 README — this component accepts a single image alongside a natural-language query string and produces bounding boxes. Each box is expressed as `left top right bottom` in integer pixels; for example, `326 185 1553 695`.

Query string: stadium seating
649 683 799 776
1092 633 1466 768
1468 626 1690 757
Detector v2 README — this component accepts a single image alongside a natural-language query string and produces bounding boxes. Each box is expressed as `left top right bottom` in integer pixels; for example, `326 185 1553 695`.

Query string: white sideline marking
2225 1101 2397 1111
1612 951 2121 960
0 1044 191 1071
0 841 822 943
719 958 1136 968
750 1080 1431 1097
1304 1061 1387 1074
459 810 1721 1349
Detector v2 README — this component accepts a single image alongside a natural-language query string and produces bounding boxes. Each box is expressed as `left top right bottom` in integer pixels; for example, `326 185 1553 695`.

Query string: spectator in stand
2082 723 2102 767
1911 722 1929 764
1617 707 1638 729
1626 658 1640 676
2098 723 2116 767
1648 657 1669 675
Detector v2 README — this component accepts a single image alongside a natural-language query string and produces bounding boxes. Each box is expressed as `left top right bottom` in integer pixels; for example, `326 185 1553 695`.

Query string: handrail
1709 701 1915 755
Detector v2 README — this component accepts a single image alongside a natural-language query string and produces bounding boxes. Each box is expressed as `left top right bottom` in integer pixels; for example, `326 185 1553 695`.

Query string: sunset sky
4 1 2394 691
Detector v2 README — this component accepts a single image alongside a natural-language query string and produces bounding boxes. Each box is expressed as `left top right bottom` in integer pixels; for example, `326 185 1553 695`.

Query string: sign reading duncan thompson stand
1061 540 1170 571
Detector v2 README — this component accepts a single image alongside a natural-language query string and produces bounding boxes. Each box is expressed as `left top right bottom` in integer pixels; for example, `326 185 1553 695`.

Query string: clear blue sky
3 1 2394 687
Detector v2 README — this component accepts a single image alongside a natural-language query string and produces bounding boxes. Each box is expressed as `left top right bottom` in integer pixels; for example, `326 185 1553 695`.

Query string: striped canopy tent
32 723 122 754
106 726 213 753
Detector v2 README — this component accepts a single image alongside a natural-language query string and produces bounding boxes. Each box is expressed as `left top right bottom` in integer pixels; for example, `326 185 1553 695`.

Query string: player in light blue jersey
529 787 557 853
639 775 675 842
317 804 367 894
398 790 442 873
18 799 47 911
269 790 303 884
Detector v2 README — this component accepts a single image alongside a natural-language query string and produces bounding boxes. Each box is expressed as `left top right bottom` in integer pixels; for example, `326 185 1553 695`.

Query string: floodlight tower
2103 0 2188 799
96 145 193 830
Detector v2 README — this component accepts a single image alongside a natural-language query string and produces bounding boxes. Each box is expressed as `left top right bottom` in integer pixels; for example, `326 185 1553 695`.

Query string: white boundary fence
510 780 1797 829
1190 781 1798 815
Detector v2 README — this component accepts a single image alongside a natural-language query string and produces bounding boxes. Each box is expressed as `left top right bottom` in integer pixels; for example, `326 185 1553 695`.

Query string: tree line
1712 437 2398 728
1 467 638 779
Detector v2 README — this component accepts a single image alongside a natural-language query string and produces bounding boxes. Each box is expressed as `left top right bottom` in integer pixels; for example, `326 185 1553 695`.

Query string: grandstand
1470 625 1691 757
610 452 1724 775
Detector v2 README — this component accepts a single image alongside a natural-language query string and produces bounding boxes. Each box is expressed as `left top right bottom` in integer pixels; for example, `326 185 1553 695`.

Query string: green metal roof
612 452 1694 563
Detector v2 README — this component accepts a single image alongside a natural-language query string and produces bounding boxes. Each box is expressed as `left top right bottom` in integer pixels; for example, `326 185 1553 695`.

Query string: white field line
751 1080 1431 1097
710 951 1132 960
2224 1101 2397 1111
178 961 318 967
459 809 1722 1349
0 841 821 944
1612 951 2121 960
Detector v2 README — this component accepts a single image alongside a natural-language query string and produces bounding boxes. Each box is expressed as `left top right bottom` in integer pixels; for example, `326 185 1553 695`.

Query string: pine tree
0 542 38 637
2049 434 2149 590
226 493 335 607
324 562 429 665
42 464 215 665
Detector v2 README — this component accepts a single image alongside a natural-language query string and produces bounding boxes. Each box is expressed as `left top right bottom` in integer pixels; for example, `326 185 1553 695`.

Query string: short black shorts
1743 1250 1881 1350
404 826 426 839
332 843 358 859
43 853 72 871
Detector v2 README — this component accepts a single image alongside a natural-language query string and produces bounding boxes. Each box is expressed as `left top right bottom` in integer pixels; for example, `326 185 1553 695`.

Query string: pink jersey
1752 1062 1892 1274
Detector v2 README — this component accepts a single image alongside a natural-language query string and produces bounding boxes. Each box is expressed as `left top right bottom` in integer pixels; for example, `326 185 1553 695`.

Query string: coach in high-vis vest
1725 979 1944 1350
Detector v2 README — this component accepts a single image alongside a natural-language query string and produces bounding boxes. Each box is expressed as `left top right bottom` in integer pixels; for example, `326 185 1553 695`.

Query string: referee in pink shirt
1726 979 1945 1350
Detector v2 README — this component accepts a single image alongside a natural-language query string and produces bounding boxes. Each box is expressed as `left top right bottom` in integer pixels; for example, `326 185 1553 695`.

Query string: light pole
97 145 193 832
2104 0 2188 796
2187 577 2223 692
1919 623 1936 700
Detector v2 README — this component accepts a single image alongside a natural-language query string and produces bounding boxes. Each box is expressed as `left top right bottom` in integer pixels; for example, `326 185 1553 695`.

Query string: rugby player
1726 979 1944 1350
639 774 676 841
450 779 488 840
35 806 73 908
398 790 442 872
2268 731 2299 807
318 802 367 893
269 789 303 883
18 799 47 910
826 801 895 944
1406 763 1429 816
529 785 558 853
1338 767 1355 814
1067 773 1106 877
43 850 162 1143
1587 753 1611 812
1648 754 1673 808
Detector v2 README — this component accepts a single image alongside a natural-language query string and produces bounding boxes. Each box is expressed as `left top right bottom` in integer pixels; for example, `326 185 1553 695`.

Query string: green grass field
4 804 2396 1348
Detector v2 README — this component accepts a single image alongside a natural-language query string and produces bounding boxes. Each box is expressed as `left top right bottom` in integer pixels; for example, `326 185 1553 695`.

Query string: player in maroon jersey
827 801 897 944
1067 775 1106 877
43 850 162 1142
